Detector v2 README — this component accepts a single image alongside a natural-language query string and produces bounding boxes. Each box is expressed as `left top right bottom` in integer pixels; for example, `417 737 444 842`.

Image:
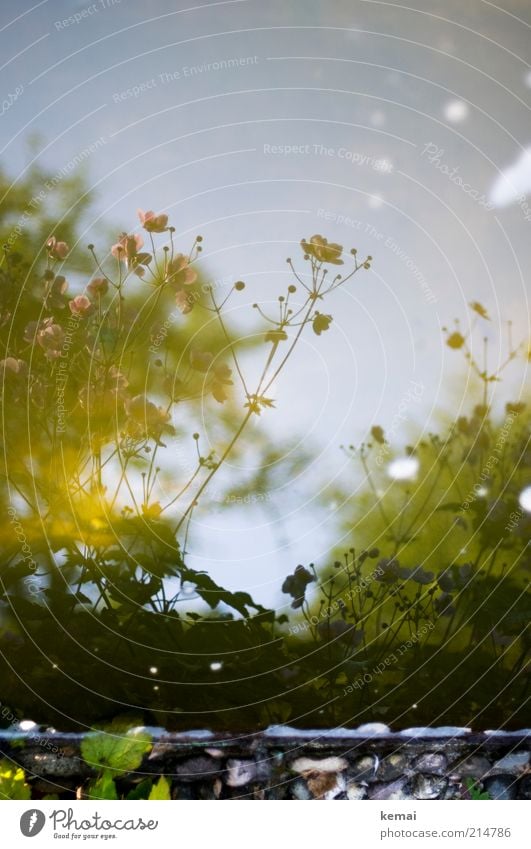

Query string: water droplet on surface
370 110 386 127
387 456 419 481
518 486 531 512
444 99 469 123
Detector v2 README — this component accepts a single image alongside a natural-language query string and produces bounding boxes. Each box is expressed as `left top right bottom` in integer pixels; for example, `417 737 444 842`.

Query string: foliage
0 758 31 799
279 304 530 728
463 778 491 800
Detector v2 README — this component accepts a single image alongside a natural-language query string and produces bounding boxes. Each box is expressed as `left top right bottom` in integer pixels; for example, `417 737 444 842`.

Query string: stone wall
1 726 529 800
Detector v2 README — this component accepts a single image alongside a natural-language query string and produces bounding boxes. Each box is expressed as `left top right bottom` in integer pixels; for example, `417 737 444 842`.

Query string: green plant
0 758 31 800
463 778 491 800
80 718 170 799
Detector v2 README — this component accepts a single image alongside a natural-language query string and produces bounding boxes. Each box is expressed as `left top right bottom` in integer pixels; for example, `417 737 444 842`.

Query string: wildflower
301 235 344 264
125 394 175 445
317 620 364 646
137 208 168 233
111 232 151 277
505 401 526 415
46 236 69 260
312 312 333 335
165 253 197 312
167 253 197 288
0 357 27 379
44 274 68 310
406 565 435 585
211 361 233 404
281 564 315 609
375 558 405 583
87 277 109 297
69 295 92 317
174 289 196 314
37 321 64 360
190 350 213 372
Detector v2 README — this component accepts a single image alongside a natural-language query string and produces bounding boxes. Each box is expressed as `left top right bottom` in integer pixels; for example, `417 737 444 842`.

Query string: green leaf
126 778 153 800
464 778 490 800
182 569 267 616
0 759 31 799
81 726 152 775
86 771 118 800
148 775 172 800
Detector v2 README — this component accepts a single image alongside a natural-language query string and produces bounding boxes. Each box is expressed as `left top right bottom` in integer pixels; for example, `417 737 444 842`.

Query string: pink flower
111 232 151 277
37 321 64 359
137 208 168 233
190 350 213 372
46 236 69 260
125 394 175 444
69 295 92 316
0 357 27 378
167 253 197 288
174 289 196 314
87 277 109 297
111 232 143 260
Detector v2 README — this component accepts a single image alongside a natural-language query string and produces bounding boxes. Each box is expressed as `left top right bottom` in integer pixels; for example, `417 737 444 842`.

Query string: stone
175 756 220 781
346 780 368 800
225 759 257 787
412 773 448 799
442 782 461 799
483 774 517 800
368 778 411 800
377 753 410 780
449 755 491 779
412 752 447 774
18 750 88 778
307 772 345 799
290 779 312 800
491 751 530 774
348 754 378 781
290 755 348 774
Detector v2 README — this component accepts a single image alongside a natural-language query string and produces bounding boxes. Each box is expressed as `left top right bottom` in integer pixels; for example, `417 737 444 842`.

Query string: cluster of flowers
0 208 228 443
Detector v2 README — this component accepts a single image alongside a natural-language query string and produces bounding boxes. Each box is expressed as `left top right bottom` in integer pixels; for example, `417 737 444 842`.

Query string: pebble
346 781 368 800
226 759 257 787
175 756 220 781
450 755 491 778
368 778 411 800
412 773 448 799
18 751 87 778
491 751 530 773
483 774 518 800
412 752 447 774
349 754 378 781
377 753 410 781
290 779 312 800
291 755 348 774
